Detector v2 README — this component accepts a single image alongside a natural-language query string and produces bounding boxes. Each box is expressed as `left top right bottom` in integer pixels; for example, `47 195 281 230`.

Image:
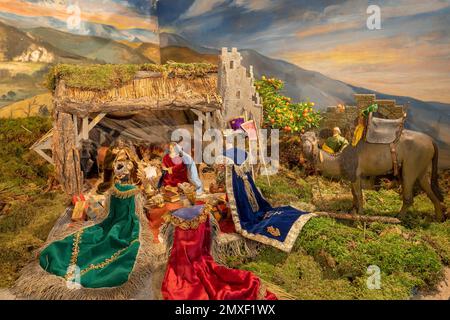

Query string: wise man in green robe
322 127 349 154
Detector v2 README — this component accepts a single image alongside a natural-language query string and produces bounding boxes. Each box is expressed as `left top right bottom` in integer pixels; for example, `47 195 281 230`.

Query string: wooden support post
82 117 89 141
191 109 205 123
53 111 83 196
73 115 78 146
205 112 211 131
76 113 106 144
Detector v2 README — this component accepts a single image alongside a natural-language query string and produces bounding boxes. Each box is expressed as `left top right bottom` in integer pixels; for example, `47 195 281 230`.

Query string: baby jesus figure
161 142 189 187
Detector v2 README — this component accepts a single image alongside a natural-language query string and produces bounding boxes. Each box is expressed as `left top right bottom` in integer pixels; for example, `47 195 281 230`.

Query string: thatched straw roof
49 62 222 117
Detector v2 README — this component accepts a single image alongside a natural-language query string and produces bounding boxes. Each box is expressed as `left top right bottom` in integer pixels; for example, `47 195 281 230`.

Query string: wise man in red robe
162 143 189 187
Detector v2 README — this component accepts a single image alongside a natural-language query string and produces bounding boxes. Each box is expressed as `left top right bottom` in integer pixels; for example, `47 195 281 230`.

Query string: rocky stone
13 44 54 63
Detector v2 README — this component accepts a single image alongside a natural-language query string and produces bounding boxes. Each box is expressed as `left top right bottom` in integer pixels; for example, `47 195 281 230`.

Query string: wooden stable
33 49 264 196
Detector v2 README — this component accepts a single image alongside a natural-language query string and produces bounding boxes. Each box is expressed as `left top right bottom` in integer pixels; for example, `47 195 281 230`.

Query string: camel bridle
302 136 320 170
302 135 325 203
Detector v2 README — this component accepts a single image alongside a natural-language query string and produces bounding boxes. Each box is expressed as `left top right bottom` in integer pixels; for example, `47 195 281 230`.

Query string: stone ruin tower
218 47 263 128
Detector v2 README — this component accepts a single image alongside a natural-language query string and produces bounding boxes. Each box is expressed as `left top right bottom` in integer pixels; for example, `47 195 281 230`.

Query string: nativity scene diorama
9 47 447 301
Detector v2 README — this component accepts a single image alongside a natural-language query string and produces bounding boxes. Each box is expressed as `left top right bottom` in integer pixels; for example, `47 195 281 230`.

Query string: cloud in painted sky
181 0 226 19
181 0 276 19
0 0 158 30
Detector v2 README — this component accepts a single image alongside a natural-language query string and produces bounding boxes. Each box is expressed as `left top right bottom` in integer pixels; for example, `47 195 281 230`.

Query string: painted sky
158 0 450 103
0 0 158 31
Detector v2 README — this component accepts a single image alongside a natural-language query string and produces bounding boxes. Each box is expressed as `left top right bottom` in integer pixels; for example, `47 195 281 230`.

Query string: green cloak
12 184 166 299
39 184 140 288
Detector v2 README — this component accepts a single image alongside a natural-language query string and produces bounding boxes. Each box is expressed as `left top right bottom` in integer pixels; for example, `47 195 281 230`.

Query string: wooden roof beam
55 99 221 117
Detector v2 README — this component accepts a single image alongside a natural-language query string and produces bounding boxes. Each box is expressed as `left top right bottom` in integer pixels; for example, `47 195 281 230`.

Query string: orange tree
255 76 321 133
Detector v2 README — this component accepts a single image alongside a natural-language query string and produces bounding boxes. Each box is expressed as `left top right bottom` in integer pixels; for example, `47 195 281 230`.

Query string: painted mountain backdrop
159 32 450 168
0 0 159 113
0 0 448 167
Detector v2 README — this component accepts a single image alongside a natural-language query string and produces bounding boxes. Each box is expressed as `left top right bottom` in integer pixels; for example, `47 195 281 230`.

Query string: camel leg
351 178 364 214
418 173 444 222
350 183 358 212
399 170 416 218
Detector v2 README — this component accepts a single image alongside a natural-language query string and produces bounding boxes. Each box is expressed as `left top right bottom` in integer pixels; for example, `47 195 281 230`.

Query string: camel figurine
301 129 445 222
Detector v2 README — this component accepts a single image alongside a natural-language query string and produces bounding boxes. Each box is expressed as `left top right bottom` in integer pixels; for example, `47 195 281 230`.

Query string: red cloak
161 213 277 300
162 154 188 187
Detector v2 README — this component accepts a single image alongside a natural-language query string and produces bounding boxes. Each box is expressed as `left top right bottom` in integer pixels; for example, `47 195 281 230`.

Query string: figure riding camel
322 127 349 154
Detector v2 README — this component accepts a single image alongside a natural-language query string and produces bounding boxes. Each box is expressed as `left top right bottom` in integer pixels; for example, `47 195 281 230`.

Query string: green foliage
0 117 53 187
297 218 443 289
0 117 68 287
417 221 450 265
45 62 218 91
255 168 313 206
255 76 321 132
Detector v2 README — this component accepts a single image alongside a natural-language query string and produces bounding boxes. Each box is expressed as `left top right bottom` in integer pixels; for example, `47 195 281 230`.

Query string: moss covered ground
239 168 450 299
0 117 68 287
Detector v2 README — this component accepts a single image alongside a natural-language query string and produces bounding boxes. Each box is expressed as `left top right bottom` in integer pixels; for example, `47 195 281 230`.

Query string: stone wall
319 94 405 140
319 105 359 141
218 47 263 127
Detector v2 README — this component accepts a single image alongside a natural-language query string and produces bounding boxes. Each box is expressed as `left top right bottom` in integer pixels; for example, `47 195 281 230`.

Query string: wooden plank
40 138 52 150
30 129 54 150
314 212 401 224
73 115 78 135
205 112 211 130
88 113 106 131
81 117 89 141
191 109 205 123
35 148 54 165
56 99 222 117
215 110 226 129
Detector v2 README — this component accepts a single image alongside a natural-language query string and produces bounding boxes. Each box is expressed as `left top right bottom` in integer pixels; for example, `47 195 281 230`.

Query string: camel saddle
366 112 406 144
365 112 406 176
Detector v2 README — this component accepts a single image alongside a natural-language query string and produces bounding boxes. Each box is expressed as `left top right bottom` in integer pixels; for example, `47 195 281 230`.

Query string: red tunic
162 154 188 187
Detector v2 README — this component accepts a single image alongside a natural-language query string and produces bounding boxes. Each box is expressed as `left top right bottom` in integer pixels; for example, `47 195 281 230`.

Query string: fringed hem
212 232 260 265
159 212 260 266
225 164 317 253
12 191 165 300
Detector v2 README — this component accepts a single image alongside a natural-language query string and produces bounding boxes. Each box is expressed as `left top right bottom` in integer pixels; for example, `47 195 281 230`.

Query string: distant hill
0 93 52 118
25 27 155 64
135 43 161 64
160 46 218 64
0 12 159 44
159 33 218 55
0 21 83 63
